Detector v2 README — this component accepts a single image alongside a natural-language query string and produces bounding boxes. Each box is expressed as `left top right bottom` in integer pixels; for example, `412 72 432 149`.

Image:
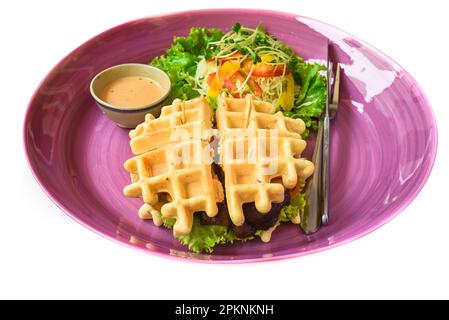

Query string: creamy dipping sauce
99 76 163 108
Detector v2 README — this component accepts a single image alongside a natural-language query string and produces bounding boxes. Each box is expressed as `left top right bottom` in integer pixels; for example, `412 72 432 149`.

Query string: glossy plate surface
24 9 437 262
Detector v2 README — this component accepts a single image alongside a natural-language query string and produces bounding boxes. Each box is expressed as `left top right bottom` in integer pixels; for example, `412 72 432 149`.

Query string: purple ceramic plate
24 9 437 263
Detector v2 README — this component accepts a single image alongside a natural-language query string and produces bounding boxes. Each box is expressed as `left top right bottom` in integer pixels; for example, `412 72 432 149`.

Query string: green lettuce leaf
278 193 306 223
285 59 327 137
150 27 223 101
161 216 176 228
155 212 244 253
254 193 306 238
175 216 237 254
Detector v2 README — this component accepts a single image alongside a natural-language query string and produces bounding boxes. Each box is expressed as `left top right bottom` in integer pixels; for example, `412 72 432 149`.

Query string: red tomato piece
242 59 290 77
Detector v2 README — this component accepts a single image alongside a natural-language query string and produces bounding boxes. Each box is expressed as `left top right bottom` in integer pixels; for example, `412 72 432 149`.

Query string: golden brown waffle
123 94 314 234
123 139 224 235
217 94 314 226
129 96 213 155
216 94 305 138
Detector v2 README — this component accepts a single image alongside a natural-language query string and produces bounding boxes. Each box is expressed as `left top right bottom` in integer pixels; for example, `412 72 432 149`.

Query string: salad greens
155 213 236 253
151 24 326 135
175 217 239 254
158 214 247 254
151 27 223 102
279 193 306 223
285 62 327 132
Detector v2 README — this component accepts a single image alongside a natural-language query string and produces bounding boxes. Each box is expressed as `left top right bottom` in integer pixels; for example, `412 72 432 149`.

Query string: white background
1 0 448 299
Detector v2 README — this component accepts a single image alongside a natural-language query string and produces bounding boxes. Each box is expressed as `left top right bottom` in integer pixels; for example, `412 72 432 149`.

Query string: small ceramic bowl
90 63 171 128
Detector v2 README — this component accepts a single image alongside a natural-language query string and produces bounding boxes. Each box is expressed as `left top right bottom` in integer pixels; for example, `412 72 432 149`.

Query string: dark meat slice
243 202 278 230
198 163 229 226
198 202 229 226
243 190 291 230
201 163 292 238
231 190 291 237
212 163 225 184
232 222 256 238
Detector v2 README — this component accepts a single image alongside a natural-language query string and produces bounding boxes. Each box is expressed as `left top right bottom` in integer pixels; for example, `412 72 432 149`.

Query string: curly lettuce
175 217 238 254
150 27 223 101
152 213 235 253
278 193 306 223
285 60 327 136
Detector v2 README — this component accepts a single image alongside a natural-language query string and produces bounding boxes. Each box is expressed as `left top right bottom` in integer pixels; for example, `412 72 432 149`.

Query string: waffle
216 94 305 139
124 139 224 235
217 94 314 226
138 203 164 226
129 96 214 155
123 94 314 234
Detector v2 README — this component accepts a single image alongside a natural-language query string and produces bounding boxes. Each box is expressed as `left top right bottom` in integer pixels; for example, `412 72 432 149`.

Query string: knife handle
321 116 330 225
301 119 324 234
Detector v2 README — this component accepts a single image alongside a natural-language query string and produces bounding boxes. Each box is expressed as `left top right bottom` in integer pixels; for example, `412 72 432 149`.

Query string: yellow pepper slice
279 74 295 111
207 61 240 100
207 74 221 100
261 54 275 63
219 61 240 79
